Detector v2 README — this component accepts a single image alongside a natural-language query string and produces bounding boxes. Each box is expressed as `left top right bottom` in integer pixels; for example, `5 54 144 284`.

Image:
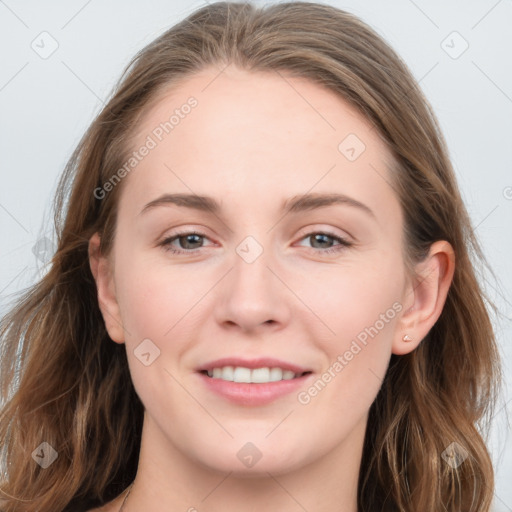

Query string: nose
213 240 291 333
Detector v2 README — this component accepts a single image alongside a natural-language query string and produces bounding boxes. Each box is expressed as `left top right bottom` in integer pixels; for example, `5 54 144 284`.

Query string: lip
197 371 314 406
195 357 314 406
196 357 311 374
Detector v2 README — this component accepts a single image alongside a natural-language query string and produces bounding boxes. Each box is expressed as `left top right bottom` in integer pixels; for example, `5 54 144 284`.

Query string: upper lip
196 357 312 374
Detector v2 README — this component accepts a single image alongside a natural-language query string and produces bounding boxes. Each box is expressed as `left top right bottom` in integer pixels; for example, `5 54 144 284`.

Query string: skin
88 64 455 511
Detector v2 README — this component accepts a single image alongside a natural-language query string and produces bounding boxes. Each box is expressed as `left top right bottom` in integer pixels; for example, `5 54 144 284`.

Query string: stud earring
402 334 413 342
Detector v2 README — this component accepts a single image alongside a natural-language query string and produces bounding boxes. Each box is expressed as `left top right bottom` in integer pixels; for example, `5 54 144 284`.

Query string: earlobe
392 240 455 355
88 232 125 344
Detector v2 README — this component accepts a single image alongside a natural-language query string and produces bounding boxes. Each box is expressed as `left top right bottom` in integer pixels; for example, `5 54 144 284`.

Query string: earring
402 334 413 342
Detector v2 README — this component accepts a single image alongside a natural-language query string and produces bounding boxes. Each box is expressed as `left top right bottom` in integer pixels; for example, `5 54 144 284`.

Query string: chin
194 444 309 477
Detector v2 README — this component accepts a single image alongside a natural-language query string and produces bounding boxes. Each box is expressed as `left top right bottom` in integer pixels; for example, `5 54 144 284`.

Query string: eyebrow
139 192 376 219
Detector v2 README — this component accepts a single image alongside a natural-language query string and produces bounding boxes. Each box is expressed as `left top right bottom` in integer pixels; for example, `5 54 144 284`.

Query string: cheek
299 302 398 433
113 248 207 339
301 253 403 336
308 257 403 393
113 256 196 407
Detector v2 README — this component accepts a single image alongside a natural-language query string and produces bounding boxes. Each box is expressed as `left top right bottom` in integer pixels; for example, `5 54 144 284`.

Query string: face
96 65 412 476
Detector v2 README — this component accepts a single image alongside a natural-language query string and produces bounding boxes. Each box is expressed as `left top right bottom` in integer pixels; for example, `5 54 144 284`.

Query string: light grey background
0 0 511 508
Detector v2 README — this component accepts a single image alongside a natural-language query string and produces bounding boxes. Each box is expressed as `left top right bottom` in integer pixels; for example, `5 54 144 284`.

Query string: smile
201 366 311 383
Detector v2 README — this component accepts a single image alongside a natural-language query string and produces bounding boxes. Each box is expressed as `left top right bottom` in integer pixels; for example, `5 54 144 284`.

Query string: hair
0 1 504 511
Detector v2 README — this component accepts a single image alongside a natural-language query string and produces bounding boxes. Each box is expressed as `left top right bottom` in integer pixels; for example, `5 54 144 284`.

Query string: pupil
182 234 201 249
313 234 330 248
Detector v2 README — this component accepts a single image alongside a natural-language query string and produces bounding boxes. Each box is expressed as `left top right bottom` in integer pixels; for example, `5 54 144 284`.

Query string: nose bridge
215 232 290 329
232 233 278 299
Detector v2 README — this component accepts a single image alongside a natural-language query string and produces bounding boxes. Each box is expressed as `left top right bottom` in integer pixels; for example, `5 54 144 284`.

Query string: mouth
198 367 313 383
196 357 313 384
195 358 315 406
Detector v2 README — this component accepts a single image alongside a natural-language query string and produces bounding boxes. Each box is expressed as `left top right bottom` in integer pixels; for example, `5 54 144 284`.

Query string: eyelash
158 229 352 257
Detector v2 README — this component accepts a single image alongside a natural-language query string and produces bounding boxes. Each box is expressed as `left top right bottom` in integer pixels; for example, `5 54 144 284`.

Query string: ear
392 240 455 355
88 232 125 344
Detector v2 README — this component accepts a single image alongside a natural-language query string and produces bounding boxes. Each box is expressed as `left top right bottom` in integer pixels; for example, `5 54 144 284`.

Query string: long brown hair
0 2 503 510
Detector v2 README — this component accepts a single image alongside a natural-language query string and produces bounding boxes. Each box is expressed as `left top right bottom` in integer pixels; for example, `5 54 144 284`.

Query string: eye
158 229 352 257
295 231 352 256
159 230 212 255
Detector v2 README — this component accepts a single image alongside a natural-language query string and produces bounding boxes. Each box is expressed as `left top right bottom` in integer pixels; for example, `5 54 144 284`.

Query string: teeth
252 367 270 383
205 366 300 383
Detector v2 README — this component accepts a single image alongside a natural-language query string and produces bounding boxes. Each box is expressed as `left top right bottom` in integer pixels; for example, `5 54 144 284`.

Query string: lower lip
197 372 313 406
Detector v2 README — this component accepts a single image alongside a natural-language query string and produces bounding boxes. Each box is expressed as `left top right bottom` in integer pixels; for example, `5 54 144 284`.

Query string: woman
0 2 503 511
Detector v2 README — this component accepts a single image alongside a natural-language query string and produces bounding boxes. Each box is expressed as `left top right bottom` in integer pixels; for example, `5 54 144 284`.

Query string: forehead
132 65 382 157
119 65 399 226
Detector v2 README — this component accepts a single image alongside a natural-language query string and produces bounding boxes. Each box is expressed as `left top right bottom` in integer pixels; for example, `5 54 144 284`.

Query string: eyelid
295 224 353 242
158 224 353 257
159 228 216 250
156 225 216 245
